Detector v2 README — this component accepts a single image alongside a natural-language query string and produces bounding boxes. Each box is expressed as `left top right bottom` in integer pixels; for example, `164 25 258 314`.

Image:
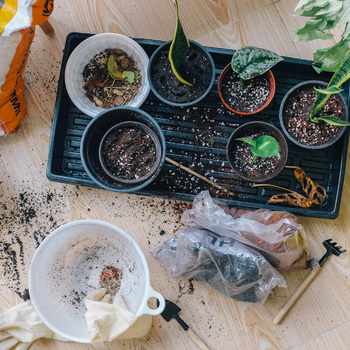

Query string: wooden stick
186 328 211 350
39 20 54 34
165 157 234 197
273 266 321 325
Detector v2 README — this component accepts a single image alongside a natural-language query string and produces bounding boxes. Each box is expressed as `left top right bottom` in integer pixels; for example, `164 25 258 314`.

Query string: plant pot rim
279 80 349 150
147 39 215 107
218 63 276 115
226 121 288 182
99 121 162 184
81 106 166 192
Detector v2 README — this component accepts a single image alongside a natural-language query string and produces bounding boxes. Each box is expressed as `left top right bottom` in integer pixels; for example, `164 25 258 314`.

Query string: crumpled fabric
0 300 69 350
85 288 152 349
181 191 311 270
153 227 286 304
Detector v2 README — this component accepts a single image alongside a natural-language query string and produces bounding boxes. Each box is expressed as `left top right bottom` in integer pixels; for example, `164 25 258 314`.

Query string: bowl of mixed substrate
65 33 150 117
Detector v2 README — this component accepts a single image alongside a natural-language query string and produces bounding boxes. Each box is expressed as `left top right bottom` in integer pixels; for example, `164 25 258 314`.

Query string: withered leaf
267 192 318 208
294 167 326 205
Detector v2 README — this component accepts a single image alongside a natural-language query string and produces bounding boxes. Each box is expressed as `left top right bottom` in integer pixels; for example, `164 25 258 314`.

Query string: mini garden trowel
158 299 211 350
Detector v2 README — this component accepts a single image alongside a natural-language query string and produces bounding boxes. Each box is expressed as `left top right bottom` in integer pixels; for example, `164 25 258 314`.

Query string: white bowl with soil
279 80 349 149
65 33 150 117
147 40 215 106
81 107 166 192
29 220 165 343
226 121 288 182
218 63 276 115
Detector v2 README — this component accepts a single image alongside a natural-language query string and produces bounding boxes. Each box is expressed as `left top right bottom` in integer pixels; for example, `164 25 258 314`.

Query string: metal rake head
319 239 346 266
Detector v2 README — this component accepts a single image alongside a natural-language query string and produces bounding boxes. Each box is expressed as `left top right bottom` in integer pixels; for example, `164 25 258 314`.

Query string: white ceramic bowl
65 33 150 117
28 220 165 343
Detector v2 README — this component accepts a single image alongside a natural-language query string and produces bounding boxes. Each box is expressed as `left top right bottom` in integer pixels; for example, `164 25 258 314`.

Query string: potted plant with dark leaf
279 50 350 149
218 46 283 115
147 0 215 107
226 121 288 182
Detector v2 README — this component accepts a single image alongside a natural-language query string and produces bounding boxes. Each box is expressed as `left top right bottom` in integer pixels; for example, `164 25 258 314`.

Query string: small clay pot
226 121 288 182
279 80 349 149
147 40 215 107
99 121 162 184
218 63 276 115
81 107 166 193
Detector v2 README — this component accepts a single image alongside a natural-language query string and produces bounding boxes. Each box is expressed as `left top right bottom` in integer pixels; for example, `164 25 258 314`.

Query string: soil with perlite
221 71 271 113
150 46 212 103
282 84 346 146
230 128 281 179
101 126 156 180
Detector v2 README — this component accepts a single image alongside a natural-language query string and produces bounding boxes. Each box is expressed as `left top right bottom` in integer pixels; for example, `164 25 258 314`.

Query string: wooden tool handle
187 328 211 350
273 265 321 325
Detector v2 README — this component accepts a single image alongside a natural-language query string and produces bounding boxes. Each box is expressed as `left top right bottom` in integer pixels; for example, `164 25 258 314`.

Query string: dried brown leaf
267 192 318 208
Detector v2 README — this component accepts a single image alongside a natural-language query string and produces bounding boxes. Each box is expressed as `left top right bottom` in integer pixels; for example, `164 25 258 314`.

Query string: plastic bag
152 227 286 304
181 191 311 270
0 0 54 135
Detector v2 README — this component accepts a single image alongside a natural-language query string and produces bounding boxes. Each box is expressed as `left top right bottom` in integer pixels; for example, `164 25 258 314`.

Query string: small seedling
231 46 283 87
237 135 280 163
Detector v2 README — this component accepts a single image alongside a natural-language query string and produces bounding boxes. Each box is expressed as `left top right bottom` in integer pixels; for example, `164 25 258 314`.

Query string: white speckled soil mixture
221 71 271 113
230 129 280 178
282 84 345 146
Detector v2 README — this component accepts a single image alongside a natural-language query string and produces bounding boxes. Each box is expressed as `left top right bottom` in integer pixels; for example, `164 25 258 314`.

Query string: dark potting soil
282 84 345 146
101 127 156 180
221 71 271 113
230 129 280 178
151 46 212 103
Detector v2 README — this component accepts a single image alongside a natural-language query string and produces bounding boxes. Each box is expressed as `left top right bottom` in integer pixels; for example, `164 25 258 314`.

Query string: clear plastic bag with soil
221 71 270 113
151 46 213 103
83 49 141 108
282 83 346 146
100 126 156 181
152 227 286 304
230 128 280 178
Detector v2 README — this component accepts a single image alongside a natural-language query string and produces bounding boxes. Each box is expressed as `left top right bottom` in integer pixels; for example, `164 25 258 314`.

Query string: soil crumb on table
100 265 123 296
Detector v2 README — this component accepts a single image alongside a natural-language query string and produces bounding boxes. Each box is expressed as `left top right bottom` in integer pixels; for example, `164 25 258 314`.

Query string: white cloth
0 301 68 350
85 288 152 349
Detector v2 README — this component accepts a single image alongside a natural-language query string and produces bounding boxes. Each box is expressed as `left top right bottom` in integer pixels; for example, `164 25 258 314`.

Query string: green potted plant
218 46 283 115
147 0 215 107
279 50 350 149
226 121 288 182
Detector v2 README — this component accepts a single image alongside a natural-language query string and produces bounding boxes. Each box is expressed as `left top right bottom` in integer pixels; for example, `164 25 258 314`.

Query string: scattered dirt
101 125 157 181
282 83 345 146
100 265 123 296
151 46 213 103
83 49 141 108
221 71 271 113
229 128 280 179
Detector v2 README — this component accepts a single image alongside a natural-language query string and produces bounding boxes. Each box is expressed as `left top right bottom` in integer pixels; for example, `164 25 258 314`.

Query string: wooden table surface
1 0 350 349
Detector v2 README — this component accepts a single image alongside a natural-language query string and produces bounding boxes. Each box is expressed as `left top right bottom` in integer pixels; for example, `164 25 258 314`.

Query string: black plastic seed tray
47 32 350 219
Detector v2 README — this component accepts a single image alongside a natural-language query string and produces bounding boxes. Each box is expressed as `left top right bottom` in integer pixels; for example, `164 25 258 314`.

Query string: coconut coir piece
99 266 123 296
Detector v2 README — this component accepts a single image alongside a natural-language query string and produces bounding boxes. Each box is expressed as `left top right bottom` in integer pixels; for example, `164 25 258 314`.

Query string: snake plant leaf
236 137 256 148
169 0 192 86
108 55 123 80
310 87 337 117
313 115 350 126
328 49 350 87
314 86 344 94
252 135 280 159
231 46 283 80
122 71 135 84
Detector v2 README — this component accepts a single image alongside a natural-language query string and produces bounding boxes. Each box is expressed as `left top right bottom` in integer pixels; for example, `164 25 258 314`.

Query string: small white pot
65 33 150 117
28 220 165 343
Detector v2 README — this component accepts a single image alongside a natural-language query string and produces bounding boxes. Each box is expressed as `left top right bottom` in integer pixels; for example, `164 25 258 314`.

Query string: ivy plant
236 135 280 163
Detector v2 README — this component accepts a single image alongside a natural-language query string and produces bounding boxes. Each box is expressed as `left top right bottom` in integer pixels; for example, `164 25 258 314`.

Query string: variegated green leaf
342 22 350 39
236 137 257 148
292 20 334 43
329 49 350 87
315 1 343 20
314 86 344 94
310 87 335 117
335 0 350 27
295 0 332 12
252 135 280 159
313 115 350 125
169 0 192 86
231 46 283 80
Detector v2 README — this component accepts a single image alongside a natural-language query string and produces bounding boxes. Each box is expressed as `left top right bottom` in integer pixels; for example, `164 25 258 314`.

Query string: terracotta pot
218 63 276 115
226 121 288 182
279 80 349 149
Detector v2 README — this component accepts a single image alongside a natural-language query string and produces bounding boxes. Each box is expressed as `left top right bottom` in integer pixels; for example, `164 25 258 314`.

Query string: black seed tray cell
47 32 350 219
